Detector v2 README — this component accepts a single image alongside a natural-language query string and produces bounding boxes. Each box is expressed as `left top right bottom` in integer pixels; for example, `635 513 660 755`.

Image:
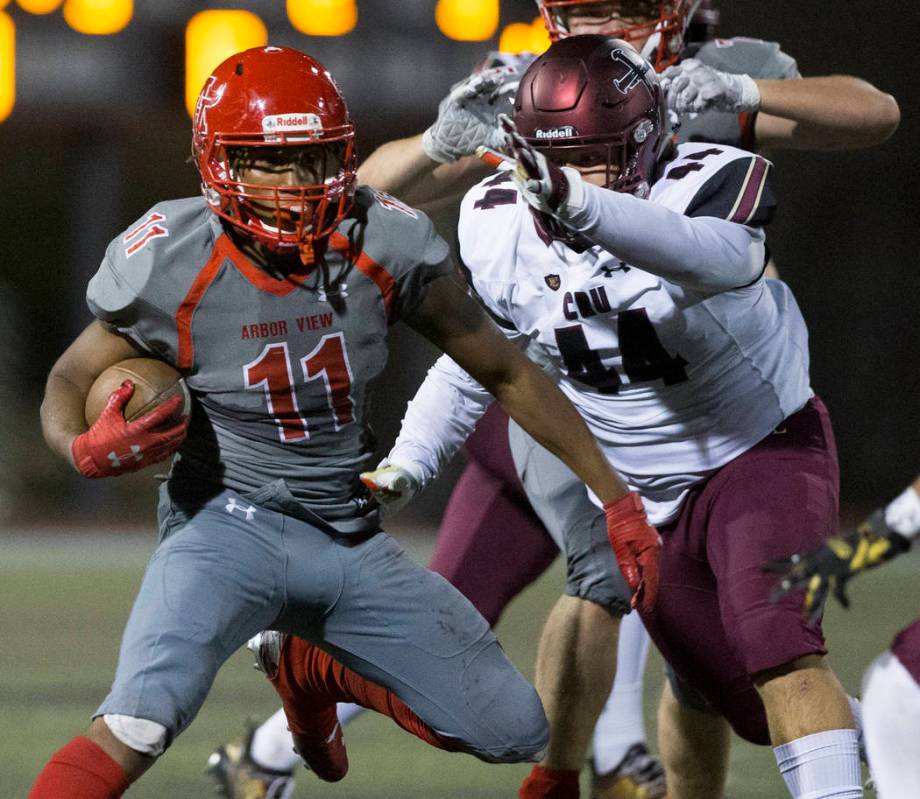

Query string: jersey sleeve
86 210 183 363
684 153 776 227
360 189 454 323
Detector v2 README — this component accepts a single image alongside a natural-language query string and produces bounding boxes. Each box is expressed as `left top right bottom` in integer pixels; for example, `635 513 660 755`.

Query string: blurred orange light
435 0 498 42
529 15 551 53
0 12 13 123
185 10 268 118
287 0 357 37
16 0 62 13
63 0 132 35
498 22 531 54
0 1 9 9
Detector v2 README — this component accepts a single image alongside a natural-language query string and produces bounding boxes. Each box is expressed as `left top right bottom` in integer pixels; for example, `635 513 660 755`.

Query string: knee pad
563 517 632 616
102 714 169 757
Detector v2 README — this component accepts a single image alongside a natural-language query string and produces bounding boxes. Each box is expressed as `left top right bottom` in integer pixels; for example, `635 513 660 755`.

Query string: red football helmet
534 0 704 70
513 35 669 197
192 46 357 258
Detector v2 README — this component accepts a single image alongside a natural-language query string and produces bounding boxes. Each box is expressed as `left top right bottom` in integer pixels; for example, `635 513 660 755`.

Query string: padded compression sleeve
388 354 493 486
564 180 766 293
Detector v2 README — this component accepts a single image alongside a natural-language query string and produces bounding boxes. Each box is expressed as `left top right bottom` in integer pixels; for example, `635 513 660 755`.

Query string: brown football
85 357 190 426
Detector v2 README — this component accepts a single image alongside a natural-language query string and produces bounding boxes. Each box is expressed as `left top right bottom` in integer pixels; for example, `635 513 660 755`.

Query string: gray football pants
507 420 632 616
95 479 548 762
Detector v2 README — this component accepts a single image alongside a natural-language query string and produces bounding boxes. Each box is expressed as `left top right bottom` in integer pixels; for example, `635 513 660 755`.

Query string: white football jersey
457 143 812 524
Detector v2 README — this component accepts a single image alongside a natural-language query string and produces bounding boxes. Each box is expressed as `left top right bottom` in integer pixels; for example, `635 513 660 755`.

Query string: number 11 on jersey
244 333 355 443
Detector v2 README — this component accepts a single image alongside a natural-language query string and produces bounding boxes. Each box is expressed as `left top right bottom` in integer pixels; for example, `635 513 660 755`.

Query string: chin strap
299 236 315 266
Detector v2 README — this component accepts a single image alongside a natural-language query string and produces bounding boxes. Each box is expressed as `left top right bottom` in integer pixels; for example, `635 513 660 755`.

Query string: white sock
774 729 862 798
846 695 865 762
592 611 651 774
337 701 366 726
250 703 369 773
251 708 300 772
863 650 920 799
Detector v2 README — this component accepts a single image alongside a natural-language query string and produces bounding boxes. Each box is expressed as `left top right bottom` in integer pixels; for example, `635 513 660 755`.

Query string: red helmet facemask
513 35 669 199
192 46 357 263
535 0 703 70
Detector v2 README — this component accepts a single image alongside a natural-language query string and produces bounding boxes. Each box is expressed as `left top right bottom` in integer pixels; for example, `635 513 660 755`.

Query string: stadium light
0 12 12 122
63 0 132 35
287 0 357 37
435 0 498 42
529 16 551 53
497 16 550 55
15 0 62 13
185 10 267 118
498 22 530 53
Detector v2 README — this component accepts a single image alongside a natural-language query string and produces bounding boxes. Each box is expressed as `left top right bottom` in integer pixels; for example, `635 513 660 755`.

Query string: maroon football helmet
534 0 704 70
192 46 357 258
513 35 669 197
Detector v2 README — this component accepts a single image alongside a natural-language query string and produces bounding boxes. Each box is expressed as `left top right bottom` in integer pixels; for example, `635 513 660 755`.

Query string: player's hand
71 380 189 479
660 59 761 119
604 492 661 613
500 114 578 216
764 509 911 625
359 459 421 516
422 65 520 163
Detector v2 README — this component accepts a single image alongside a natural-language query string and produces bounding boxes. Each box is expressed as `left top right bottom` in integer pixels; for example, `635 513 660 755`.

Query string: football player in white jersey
769 475 920 798
209 4 900 799
369 36 868 799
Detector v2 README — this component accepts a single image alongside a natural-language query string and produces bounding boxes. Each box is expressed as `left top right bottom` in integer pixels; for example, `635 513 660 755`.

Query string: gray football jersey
87 187 452 533
677 37 801 146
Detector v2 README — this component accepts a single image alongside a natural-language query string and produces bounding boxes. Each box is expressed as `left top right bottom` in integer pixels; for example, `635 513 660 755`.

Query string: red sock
29 736 129 799
272 636 459 752
519 765 580 799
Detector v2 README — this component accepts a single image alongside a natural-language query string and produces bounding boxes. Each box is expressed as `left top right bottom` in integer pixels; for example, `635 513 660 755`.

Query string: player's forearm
567 181 764 292
489 355 628 505
40 372 88 466
755 76 900 151
388 354 494 485
357 135 488 205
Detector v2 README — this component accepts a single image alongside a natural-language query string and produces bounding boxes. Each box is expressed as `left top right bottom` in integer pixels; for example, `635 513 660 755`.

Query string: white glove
660 58 761 120
499 114 584 222
359 458 422 516
422 65 520 164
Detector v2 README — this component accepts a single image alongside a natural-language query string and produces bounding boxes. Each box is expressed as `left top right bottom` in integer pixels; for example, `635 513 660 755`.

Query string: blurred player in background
30 45 663 799
210 3 900 799
769 475 920 798
383 35 864 799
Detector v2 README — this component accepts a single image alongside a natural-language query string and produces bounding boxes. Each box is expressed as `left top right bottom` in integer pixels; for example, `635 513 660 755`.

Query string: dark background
0 1 916 526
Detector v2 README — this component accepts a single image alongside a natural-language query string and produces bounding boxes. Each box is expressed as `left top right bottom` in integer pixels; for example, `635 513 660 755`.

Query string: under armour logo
318 283 348 303
600 262 631 277
611 49 650 94
225 498 257 520
107 445 142 468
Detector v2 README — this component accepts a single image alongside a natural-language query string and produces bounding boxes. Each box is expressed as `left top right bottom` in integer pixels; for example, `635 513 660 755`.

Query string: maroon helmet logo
544 274 561 290
611 49 651 95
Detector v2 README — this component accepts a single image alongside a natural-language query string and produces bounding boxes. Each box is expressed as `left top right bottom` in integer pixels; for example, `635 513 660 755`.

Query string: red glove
71 381 189 478
604 492 661 613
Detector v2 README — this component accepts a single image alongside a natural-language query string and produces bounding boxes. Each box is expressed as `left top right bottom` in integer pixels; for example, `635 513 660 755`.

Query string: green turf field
2 524 915 798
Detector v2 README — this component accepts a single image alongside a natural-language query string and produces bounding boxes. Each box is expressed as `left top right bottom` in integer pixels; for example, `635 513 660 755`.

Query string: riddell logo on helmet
535 126 576 139
262 113 323 141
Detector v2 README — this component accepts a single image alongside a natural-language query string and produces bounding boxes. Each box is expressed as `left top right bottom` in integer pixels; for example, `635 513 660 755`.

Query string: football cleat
206 721 295 799
591 743 667 799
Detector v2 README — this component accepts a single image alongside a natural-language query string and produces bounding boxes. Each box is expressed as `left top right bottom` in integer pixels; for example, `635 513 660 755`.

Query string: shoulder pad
92 197 215 318
655 143 775 225
695 37 800 80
